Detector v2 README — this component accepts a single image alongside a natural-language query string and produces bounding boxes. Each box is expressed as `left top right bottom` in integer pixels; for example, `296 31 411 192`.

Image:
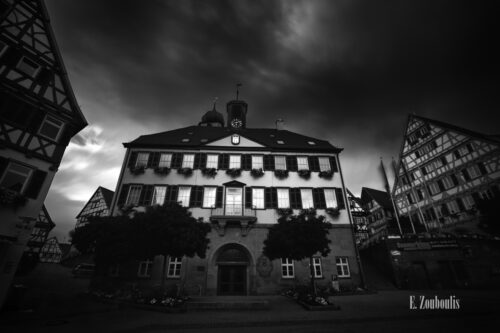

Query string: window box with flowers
326 207 340 217
274 169 289 179
226 168 241 177
201 168 218 177
298 169 311 179
177 167 193 176
277 208 293 216
129 165 145 175
154 167 171 176
0 187 28 209
300 208 317 217
250 168 264 178
318 170 333 179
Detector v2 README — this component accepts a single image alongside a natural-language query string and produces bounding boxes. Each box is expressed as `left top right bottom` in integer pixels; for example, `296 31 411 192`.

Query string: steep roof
123 126 341 153
99 187 114 207
361 187 392 209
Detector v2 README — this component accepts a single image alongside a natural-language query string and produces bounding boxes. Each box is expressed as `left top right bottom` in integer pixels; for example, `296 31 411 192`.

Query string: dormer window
38 115 64 141
307 141 316 145
277 140 284 145
16 56 41 78
181 138 190 143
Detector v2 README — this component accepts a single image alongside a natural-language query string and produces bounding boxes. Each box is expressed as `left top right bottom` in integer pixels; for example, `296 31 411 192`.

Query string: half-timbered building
0 0 87 306
75 186 114 229
110 98 361 295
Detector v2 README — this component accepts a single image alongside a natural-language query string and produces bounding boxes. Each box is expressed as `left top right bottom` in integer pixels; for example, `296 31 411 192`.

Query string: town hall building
110 97 361 295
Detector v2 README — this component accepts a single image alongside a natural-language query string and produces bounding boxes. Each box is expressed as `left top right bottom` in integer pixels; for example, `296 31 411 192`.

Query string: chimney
275 118 284 131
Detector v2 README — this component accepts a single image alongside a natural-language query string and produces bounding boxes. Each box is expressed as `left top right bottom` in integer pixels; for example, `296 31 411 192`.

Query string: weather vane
236 83 242 100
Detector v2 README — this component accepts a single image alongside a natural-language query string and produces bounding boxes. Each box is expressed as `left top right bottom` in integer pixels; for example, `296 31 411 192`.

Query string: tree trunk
161 255 167 292
309 257 317 296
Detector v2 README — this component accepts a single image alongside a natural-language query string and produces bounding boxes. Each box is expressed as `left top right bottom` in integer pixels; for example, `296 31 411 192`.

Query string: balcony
209 204 257 237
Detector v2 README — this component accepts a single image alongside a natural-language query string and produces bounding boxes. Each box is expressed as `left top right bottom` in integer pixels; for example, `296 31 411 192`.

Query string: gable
205 134 265 148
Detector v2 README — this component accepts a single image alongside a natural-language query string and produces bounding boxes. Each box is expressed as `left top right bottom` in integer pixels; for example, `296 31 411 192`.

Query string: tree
70 203 211 288
477 194 500 236
263 211 332 295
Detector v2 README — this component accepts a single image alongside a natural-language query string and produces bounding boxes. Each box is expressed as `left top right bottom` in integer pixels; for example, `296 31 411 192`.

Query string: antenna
236 83 242 100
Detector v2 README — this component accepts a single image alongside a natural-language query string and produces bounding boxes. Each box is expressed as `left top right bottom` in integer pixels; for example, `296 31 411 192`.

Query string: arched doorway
216 244 250 295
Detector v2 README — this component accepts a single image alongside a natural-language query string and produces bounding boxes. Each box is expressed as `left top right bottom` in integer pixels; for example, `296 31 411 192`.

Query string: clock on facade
231 134 240 145
231 118 243 128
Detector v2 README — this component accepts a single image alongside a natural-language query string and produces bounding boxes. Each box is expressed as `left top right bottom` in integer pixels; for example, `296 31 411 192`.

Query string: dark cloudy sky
43 0 499 242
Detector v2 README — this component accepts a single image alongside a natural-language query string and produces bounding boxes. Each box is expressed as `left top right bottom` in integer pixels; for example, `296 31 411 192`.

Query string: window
182 154 195 168
324 189 338 208
252 155 263 169
466 165 481 179
136 153 149 167
428 182 440 196
312 257 322 278
442 177 454 190
16 56 40 77
274 156 286 170
318 157 331 172
277 188 290 208
281 258 294 278
252 188 264 209
407 192 416 205
167 257 182 278
177 186 191 207
206 154 218 168
456 145 469 158
152 186 166 205
137 260 152 278
229 155 241 169
300 189 314 209
126 185 142 205
203 187 217 208
0 162 32 193
462 195 475 210
307 141 316 145
38 115 64 141
297 156 309 170
336 257 350 277
446 200 460 214
276 140 285 145
158 153 172 167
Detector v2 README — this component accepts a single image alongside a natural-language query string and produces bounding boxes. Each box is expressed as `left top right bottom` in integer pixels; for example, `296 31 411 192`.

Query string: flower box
201 168 218 177
154 167 171 175
326 207 340 217
298 169 311 179
0 187 28 209
129 165 145 175
300 208 317 217
226 168 241 177
274 169 289 179
277 208 293 216
250 168 264 177
177 167 193 176
318 170 333 179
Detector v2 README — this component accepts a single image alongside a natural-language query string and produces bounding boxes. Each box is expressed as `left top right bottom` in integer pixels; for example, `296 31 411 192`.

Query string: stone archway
215 244 250 295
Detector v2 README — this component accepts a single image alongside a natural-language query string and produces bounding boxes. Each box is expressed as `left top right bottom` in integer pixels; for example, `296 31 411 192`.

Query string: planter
154 167 171 175
274 169 289 179
326 208 340 217
177 168 193 176
0 188 28 209
129 165 145 175
201 168 218 177
318 170 333 179
298 169 311 179
277 208 293 216
250 168 264 177
226 168 241 177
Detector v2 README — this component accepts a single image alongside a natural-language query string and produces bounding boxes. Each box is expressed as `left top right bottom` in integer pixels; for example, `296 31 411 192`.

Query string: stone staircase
185 296 270 311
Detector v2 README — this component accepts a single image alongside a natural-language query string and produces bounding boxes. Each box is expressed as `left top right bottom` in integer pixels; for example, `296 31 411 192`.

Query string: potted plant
274 169 289 179
0 187 28 209
298 169 311 179
129 165 146 175
250 168 264 177
201 168 217 177
326 207 340 217
226 168 241 177
277 208 293 216
318 170 333 179
177 167 193 176
154 167 171 175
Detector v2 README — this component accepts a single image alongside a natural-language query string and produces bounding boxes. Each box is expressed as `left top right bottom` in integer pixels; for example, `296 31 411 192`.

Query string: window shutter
441 204 450 216
128 152 138 168
271 188 278 208
286 156 297 171
437 180 445 192
309 156 320 172
312 188 326 209
220 154 229 169
193 153 201 169
242 155 252 170
421 167 427 176
477 163 487 175
0 156 8 176
200 153 207 168
166 186 179 204
245 187 252 208
117 184 130 206
330 156 338 172
290 188 301 209
139 185 153 206
453 150 461 159
151 152 161 167
440 156 448 166
462 169 470 181
335 188 345 209
189 186 199 207
216 187 223 207
146 153 154 168
466 143 474 153
171 153 182 168
456 198 465 211
24 170 47 199
450 174 459 186
265 188 277 208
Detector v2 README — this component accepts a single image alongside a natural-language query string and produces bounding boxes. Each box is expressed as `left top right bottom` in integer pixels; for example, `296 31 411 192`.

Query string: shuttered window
182 154 195 168
252 155 263 169
152 186 167 205
203 187 217 208
136 153 149 167
318 157 331 171
323 189 337 208
177 186 191 207
159 153 172 167
126 185 142 205
206 154 218 168
277 188 290 208
297 156 309 170
229 155 241 169
274 156 286 170
300 189 314 209
252 188 265 209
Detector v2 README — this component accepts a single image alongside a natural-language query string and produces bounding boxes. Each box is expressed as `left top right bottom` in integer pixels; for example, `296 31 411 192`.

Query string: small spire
212 97 218 110
236 83 242 100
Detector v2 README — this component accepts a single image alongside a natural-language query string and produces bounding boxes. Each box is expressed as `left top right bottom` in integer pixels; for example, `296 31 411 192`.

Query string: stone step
186 296 270 311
